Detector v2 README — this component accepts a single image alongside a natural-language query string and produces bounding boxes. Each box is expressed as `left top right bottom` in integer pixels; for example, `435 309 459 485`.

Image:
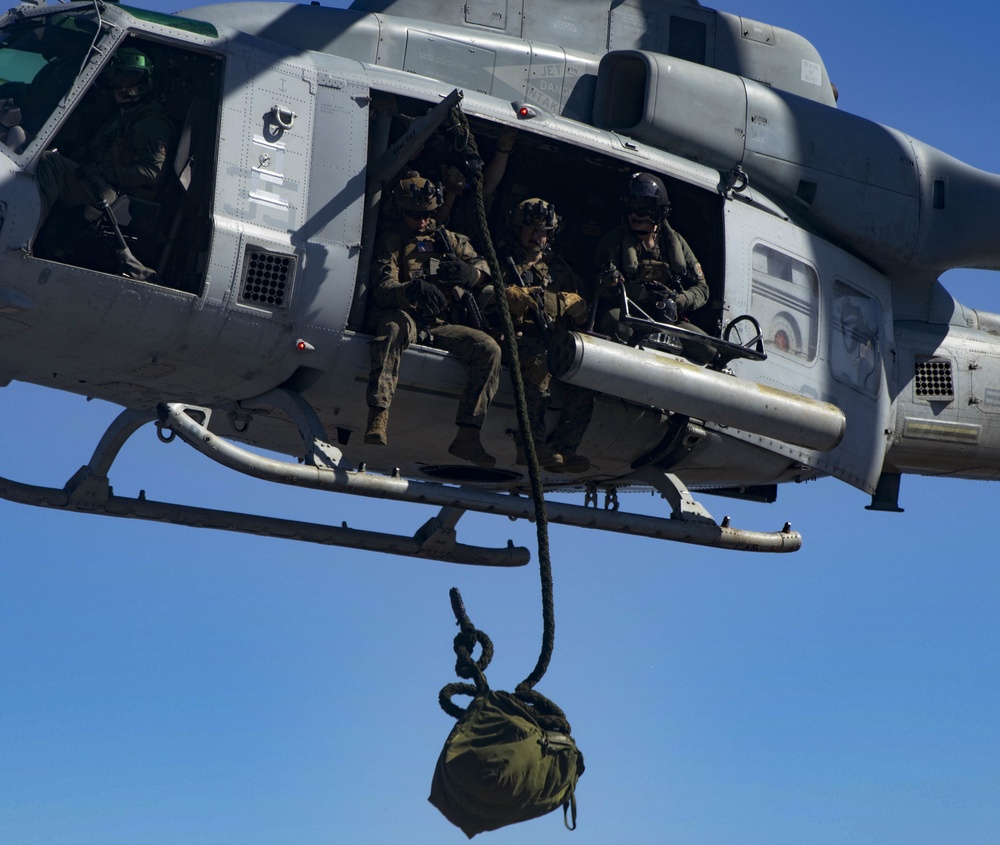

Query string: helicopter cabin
346 90 729 349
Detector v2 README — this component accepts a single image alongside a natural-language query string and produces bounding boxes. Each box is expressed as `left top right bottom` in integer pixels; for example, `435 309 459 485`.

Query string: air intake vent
914 357 954 399
239 248 296 308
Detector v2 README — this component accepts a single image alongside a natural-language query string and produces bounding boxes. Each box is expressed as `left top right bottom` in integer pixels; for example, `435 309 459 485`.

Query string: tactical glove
408 278 448 315
506 285 539 318
598 266 624 288
439 164 467 194
644 281 670 300
438 259 479 287
551 291 589 327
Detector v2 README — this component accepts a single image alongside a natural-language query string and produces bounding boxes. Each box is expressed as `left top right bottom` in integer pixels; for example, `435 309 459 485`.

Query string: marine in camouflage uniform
595 172 715 365
366 172 501 468
499 198 595 474
35 48 171 234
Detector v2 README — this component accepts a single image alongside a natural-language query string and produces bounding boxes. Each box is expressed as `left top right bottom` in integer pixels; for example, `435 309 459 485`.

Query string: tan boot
448 426 496 468
552 450 590 474
514 439 562 471
364 407 389 446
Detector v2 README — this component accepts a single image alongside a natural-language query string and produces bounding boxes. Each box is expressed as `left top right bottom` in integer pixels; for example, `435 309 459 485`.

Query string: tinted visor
624 197 658 216
107 68 145 90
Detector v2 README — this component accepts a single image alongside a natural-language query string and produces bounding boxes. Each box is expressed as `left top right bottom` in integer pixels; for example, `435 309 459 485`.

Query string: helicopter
1 0 999 569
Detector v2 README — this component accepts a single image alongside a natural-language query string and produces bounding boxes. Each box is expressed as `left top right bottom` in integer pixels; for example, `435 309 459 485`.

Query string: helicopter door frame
723 200 894 494
27 30 225 297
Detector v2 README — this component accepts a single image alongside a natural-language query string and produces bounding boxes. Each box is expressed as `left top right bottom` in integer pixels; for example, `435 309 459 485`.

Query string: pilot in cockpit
594 172 715 365
33 46 173 274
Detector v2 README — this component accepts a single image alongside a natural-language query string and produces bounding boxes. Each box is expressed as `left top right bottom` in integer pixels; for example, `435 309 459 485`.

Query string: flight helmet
104 47 154 104
623 171 671 219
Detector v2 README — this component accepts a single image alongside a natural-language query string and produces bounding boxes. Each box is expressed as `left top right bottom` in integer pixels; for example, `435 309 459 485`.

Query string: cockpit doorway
25 31 222 296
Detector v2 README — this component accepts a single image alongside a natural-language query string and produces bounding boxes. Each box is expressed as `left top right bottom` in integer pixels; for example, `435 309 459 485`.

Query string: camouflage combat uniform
367 222 501 429
594 220 715 364
500 247 596 457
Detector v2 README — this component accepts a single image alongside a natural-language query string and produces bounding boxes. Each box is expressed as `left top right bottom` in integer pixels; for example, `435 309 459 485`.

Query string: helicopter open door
723 200 894 494
348 90 729 334
31 35 222 294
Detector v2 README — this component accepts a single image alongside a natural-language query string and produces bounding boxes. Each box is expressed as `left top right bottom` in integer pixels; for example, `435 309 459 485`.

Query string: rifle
434 228 486 331
78 165 158 281
505 256 550 335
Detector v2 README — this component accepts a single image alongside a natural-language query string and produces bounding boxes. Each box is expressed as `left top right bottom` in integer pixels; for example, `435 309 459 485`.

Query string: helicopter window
750 244 819 361
31 36 223 296
830 278 881 397
356 92 726 338
0 11 99 154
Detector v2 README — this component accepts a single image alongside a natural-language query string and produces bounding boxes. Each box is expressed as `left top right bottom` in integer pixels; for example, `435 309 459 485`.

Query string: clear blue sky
3 2 1000 844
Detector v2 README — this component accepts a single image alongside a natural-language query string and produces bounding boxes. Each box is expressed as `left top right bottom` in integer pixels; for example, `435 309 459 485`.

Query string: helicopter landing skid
0 402 527 568
153 402 801 554
0 397 803 560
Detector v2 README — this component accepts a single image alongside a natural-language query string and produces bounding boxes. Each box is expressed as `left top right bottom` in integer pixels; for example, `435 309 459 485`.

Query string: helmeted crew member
498 198 595 474
594 172 715 364
34 47 172 237
365 171 501 468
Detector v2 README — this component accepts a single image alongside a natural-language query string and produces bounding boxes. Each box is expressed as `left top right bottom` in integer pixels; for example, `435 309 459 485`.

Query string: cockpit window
0 11 98 153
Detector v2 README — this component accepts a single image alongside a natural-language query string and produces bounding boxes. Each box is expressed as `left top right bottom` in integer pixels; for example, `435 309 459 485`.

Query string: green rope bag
429 590 583 838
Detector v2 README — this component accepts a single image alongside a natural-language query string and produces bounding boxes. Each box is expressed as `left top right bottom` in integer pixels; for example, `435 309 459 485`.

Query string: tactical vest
87 102 173 198
400 232 447 282
618 223 688 282
506 254 588 333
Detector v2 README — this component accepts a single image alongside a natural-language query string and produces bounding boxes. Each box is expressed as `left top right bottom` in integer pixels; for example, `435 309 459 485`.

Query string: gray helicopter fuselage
1 0 999 508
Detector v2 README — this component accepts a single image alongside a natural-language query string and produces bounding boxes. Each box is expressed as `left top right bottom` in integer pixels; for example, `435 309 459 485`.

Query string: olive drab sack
429 690 584 838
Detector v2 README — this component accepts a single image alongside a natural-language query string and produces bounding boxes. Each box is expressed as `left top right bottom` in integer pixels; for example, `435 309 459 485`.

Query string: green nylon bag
429 689 584 838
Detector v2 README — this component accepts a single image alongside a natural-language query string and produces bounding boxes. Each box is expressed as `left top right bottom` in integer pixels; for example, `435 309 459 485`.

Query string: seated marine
594 171 715 365
365 171 502 468
497 197 595 474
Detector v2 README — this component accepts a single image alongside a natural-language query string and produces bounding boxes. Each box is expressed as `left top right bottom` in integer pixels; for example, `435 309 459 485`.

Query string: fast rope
448 104 556 696
428 107 582 837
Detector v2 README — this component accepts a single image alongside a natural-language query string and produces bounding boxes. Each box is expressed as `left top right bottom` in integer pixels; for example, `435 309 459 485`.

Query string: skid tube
0 407 529 568
159 403 802 554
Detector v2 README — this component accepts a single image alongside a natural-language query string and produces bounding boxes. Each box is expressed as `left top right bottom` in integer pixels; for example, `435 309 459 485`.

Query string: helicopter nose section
0 154 14 240
0 150 41 253
0 152 42 315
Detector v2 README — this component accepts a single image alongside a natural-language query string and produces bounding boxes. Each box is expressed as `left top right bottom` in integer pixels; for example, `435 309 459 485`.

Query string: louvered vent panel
914 357 954 399
239 249 296 308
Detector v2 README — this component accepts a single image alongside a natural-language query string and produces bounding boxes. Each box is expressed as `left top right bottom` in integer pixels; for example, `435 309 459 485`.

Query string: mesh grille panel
669 17 707 65
239 249 296 308
914 357 954 399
